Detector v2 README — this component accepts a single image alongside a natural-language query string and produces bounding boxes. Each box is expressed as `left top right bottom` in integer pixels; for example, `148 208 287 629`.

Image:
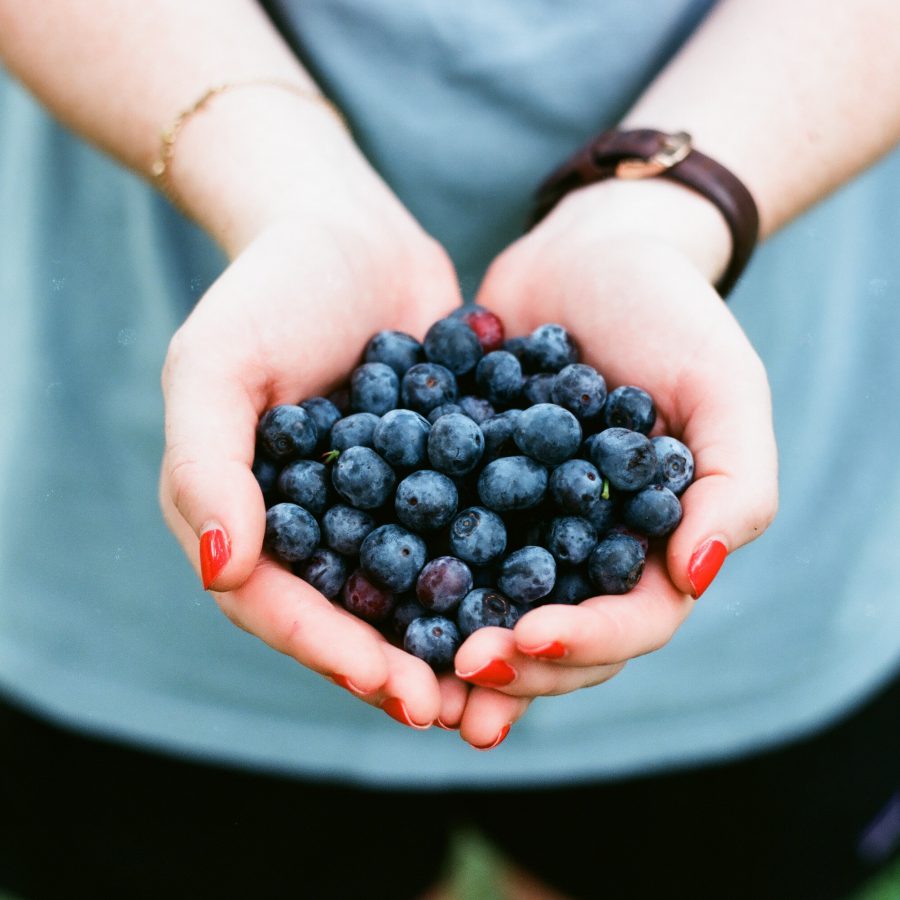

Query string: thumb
665 356 779 599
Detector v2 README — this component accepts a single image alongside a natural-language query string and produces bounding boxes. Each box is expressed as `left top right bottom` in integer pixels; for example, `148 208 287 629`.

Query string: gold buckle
615 131 692 179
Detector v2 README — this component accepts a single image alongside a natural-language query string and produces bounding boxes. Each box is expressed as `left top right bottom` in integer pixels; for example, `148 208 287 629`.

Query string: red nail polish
455 659 517 687
434 718 459 731
382 698 430 730
331 674 369 696
688 539 727 598
472 724 511 751
200 528 230 589
521 641 567 659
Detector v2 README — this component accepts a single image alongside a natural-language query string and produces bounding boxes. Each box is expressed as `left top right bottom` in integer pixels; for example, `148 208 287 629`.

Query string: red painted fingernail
434 718 459 731
331 674 370 696
471 724 511 751
521 641 567 659
382 698 431 730
455 659 517 687
200 528 230 589
688 539 727 598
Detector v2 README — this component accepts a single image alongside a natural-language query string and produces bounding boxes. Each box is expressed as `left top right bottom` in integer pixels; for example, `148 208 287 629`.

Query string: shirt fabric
1 0 899 787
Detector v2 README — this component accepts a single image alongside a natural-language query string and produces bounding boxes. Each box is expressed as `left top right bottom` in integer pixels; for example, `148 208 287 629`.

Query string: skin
2 0 899 760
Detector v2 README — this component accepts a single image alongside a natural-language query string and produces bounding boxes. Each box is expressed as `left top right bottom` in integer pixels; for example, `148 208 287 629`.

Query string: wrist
536 177 733 286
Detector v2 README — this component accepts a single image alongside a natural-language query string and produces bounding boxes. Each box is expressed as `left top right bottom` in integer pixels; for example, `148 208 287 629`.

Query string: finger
458 686 531 751
513 561 693 667
454 624 624 698
369 643 444 730
434 673 470 730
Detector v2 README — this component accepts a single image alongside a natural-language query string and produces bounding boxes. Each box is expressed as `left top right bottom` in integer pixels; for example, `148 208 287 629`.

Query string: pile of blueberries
253 308 694 672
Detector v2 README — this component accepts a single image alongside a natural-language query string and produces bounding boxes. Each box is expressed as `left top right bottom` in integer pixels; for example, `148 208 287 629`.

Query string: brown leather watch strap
527 128 760 298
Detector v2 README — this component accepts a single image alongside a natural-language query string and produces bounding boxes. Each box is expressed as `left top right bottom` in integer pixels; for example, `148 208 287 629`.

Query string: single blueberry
603 385 657 434
622 484 683 537
480 409 522 461
457 588 521 638
415 556 474 615
277 459 331 517
349 362 400 416
400 362 458 415
651 435 695 495
390 594 430 639
341 569 395 623
523 323 579 373
477 455 548 512
373 408 431 470
294 547 349 599
514 403 583 466
423 317 483 376
503 335 530 362
586 427 657 491
449 506 508 565
549 458 603 517
456 307 505 353
475 351 523 407
404 616 461 672
257 405 318 461
252 452 280 504
498 545 557 604
299 396 343 448
320 504 376 555
427 403 464 424
588 533 646 594
264 502 320 563
364 330 423 376
457 395 496 424
359 524 427 593
395 469 459 533
546 516 598 566
521 373 556 406
328 412 380 451
427 413 485 477
551 364 607 422
331 446 396 509
540 569 595 606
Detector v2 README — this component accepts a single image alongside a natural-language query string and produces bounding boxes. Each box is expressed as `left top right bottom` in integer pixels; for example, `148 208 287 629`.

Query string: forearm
621 0 900 239
0 0 376 254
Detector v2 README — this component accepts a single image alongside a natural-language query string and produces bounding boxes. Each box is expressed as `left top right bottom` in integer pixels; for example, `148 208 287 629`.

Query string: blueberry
277 459 331 516
395 469 459 533
257 405 318 461
546 516 598 566
586 427 657 492
514 403 582 466
390 594 430 639
583 495 618 535
252 452 280 503
320 503 376 555
341 569 395 623
403 616 461 672
456 307 505 353
264 502 320 563
427 403 464 424
540 569 595 606
457 395 495 425
551 364 607 422
415 556 473 615
622 484 683 537
503 335 530 362
400 362 458 415
457 588 521 638
349 362 400 416
477 455 548 512
588 532 646 594
331 446 396 509
651 435 695 495
603 385 656 434
364 330 423 376
523 323 579 373
448 506 507 565
423 317 483 376
427 413 485 476
299 396 343 448
359 524 427 592
480 409 522 461
549 458 603 516
522 373 556 406
294 547 349 599
328 412 380 451
373 408 431 469
475 351 523 407
497 545 557 604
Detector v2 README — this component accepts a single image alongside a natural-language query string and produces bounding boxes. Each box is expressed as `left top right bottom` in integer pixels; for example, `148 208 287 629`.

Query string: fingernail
381 698 431 730
331 674 370 696
434 718 459 731
471 724 511 751
520 641 568 659
200 527 230 589
455 659 517 687
688 539 727 598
